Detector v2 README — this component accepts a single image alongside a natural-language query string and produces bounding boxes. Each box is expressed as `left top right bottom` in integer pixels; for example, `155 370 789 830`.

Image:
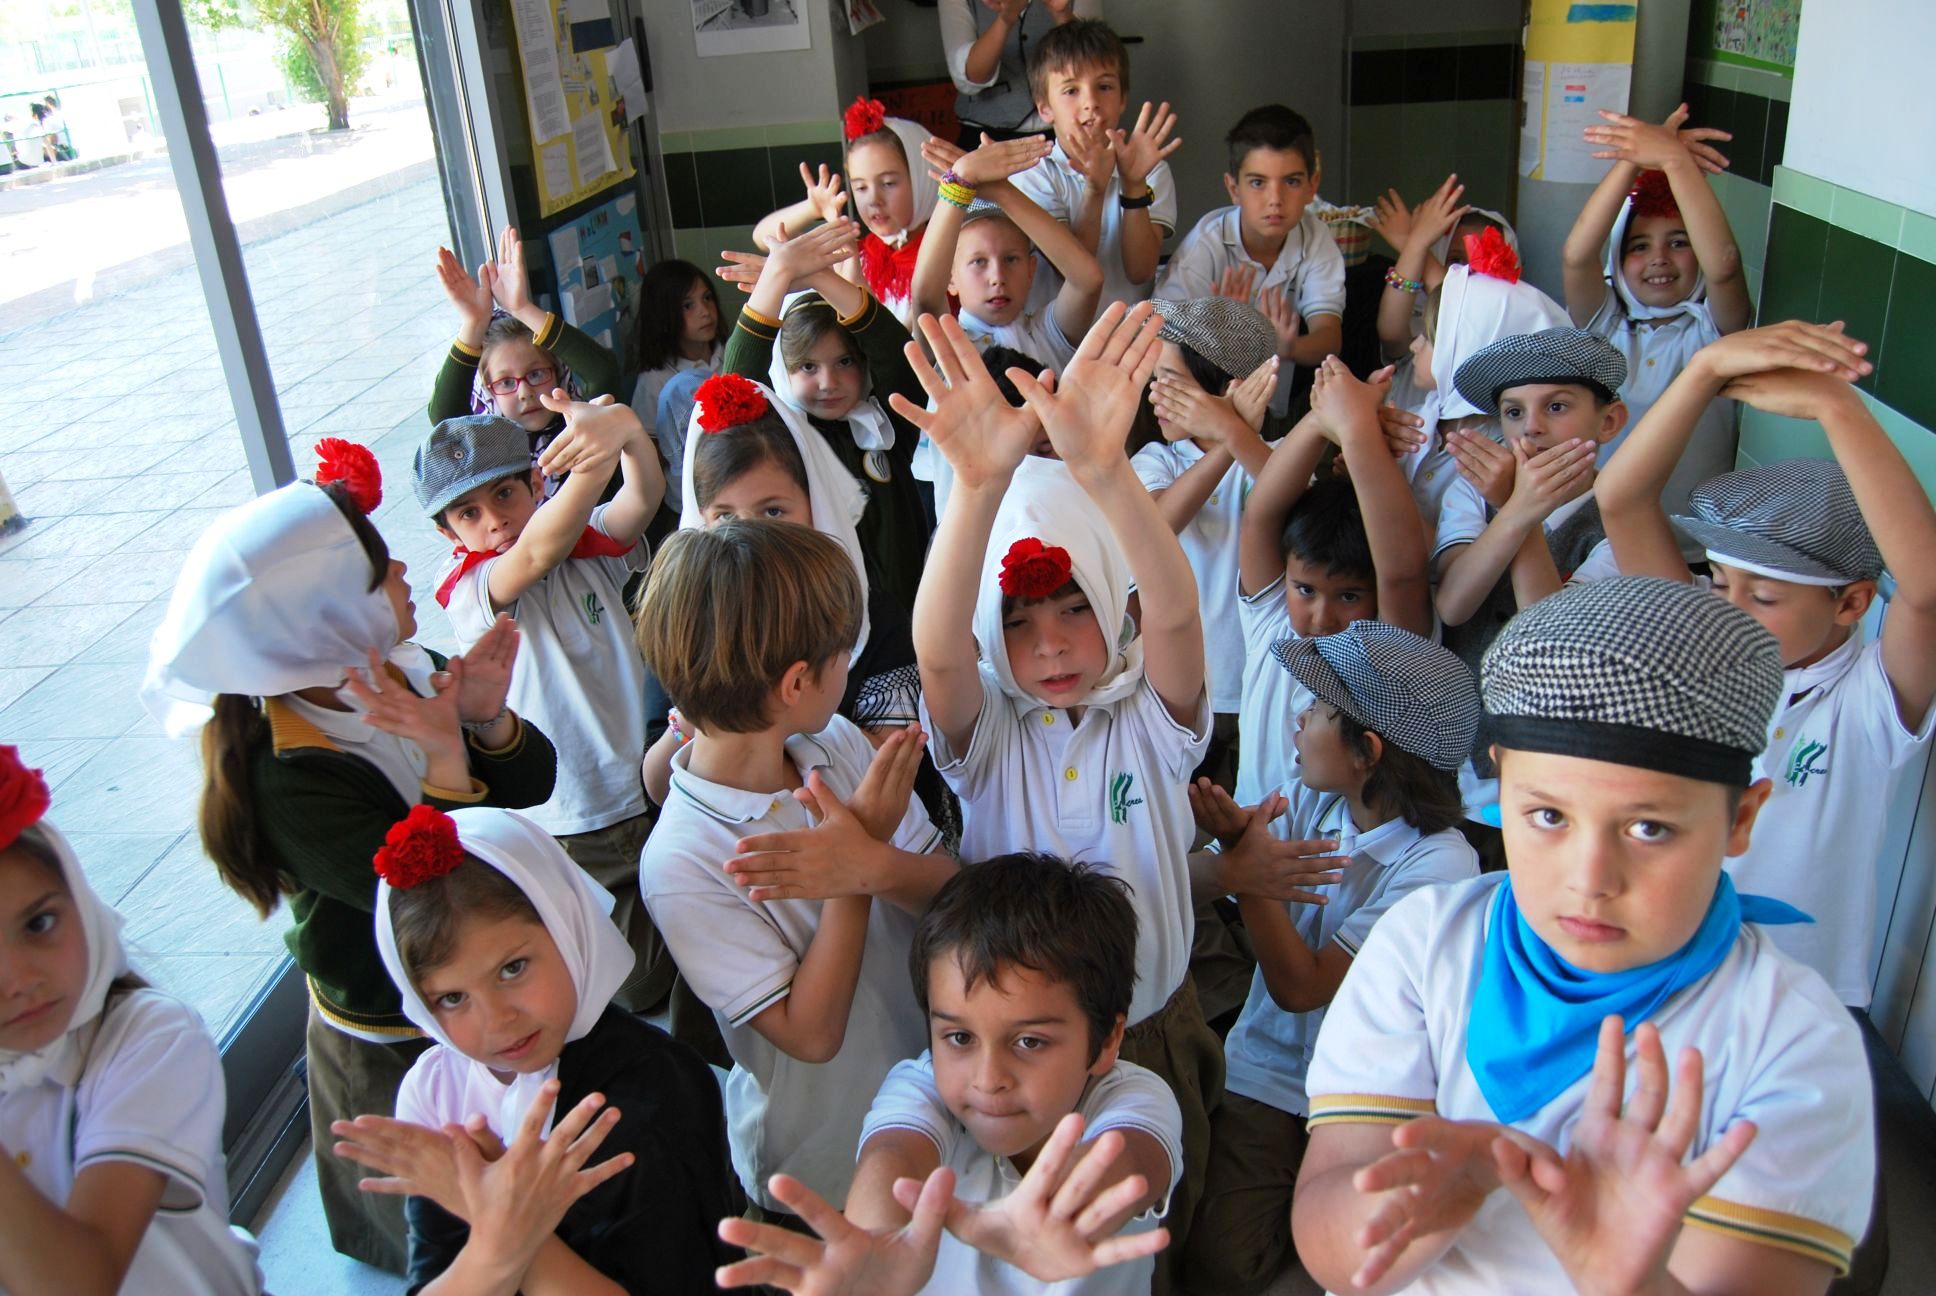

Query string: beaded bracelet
1384 267 1424 293
938 170 978 209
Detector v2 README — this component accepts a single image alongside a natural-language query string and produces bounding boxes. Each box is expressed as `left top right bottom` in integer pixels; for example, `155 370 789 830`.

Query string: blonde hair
634 521 863 733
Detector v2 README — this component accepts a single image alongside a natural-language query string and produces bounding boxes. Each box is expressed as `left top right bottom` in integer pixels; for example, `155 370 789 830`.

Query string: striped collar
670 731 837 825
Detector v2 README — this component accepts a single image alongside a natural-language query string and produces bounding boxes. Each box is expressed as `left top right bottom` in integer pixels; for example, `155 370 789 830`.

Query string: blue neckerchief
1467 874 1809 1123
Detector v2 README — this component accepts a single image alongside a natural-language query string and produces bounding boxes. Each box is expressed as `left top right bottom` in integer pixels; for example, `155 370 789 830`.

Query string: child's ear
1356 729 1385 775
776 659 812 708
1833 579 1878 627
1222 172 1240 205
1088 1012 1128 1076
527 468 545 496
1596 399 1629 445
1725 778 1775 857
435 522 459 543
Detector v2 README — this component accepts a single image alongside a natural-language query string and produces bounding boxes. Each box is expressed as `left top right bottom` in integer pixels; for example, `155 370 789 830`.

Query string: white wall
1785 0 1936 215
1350 0 1519 37
640 0 859 132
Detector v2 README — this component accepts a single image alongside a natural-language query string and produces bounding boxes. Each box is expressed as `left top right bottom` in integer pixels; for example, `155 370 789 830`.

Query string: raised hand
489 224 536 319
343 649 466 765
765 220 863 286
331 1113 471 1218
845 723 928 842
1111 101 1181 190
435 246 496 332
1349 1115 1512 1291
1010 300 1167 475
1060 124 1117 192
1229 355 1280 432
1258 284 1301 358
1501 437 1597 524
918 136 966 184
1306 355 1385 447
1213 263 1259 303
1719 365 1871 422
716 1169 955 1296
725 772 886 903
1376 402 1429 459
1371 187 1414 253
904 1114 1169 1282
536 391 636 476
1446 428 1517 510
947 131 1055 187
1407 174 1472 255
1188 777 1285 851
717 247 766 295
1585 104 1733 176
887 313 1042 490
1492 1018 1757 1295
1148 372 1249 445
449 613 520 726
1212 794 1343 903
1693 320 1872 385
800 162 849 226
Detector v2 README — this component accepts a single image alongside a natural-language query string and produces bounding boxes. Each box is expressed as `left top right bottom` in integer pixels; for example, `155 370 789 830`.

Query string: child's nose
1566 836 1621 900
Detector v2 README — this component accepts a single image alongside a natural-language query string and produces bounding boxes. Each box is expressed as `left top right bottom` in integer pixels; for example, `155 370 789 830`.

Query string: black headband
1486 714 1756 787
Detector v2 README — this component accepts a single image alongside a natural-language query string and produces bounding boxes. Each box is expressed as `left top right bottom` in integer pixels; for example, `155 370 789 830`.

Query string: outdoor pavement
0 166 462 1043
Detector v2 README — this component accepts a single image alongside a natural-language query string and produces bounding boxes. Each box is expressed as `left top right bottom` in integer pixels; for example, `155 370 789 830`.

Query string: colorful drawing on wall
548 192 647 356
1696 0 1801 74
693 0 811 58
509 0 638 217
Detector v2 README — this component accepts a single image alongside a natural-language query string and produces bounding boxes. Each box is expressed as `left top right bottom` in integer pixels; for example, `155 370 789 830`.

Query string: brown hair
387 856 540 982
1000 577 1084 618
1337 712 1466 836
777 299 862 380
690 413 811 512
1026 19 1129 105
634 521 863 733
200 482 389 918
7 829 149 1003
480 314 557 380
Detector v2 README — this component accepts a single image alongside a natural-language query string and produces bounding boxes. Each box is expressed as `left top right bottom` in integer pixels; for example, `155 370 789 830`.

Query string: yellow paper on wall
508 0 638 216
1522 0 1638 184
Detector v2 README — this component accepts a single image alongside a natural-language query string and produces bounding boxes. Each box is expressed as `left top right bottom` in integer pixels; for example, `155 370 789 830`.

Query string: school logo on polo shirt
1109 771 1143 824
1785 736 1829 788
583 591 604 626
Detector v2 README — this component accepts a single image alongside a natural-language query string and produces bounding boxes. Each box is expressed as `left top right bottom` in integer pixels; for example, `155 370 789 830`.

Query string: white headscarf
680 377 873 662
1604 189 1708 324
973 455 1144 709
1430 263 1570 420
862 116 938 248
0 821 131 1096
765 289 897 452
1433 207 1519 267
375 808 633 1136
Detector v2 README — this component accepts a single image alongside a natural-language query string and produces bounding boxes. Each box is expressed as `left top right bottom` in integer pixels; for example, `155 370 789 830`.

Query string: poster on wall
547 192 647 356
1693 0 1800 74
692 0 811 58
509 0 639 216
1520 0 1636 184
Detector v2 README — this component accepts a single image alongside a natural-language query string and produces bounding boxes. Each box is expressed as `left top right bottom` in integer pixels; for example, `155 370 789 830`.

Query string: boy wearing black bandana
1290 577 1873 1296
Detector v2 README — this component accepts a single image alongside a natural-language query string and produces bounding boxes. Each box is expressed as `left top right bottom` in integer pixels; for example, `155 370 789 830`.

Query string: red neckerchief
434 526 632 607
858 226 924 306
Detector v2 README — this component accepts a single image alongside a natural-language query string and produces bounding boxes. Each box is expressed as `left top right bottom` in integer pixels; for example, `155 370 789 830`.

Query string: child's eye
434 991 465 1011
1528 807 1567 829
763 505 789 519
1016 1035 1048 1052
1002 616 1026 631
1064 601 1092 617
942 1030 973 1048
1291 583 1315 597
499 958 527 981
1502 405 1523 420
1549 401 1569 414
1628 820 1673 842
798 362 816 374
1337 591 1361 604
837 356 856 369
24 909 57 937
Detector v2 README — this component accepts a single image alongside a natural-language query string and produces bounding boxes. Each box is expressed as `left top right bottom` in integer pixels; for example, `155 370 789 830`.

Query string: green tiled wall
1343 30 1520 216
661 121 845 235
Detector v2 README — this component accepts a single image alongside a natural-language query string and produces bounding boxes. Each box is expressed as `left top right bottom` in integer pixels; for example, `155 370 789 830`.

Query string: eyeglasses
486 366 557 397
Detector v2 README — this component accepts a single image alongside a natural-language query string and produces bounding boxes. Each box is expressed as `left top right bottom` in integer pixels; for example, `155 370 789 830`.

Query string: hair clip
999 537 1074 600
694 373 771 433
1463 226 1522 284
843 96 887 141
1628 168 1680 221
315 438 383 514
0 746 50 852
373 804 465 888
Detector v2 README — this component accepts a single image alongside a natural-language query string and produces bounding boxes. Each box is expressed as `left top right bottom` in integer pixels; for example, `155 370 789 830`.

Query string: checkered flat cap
1272 622 1480 771
414 415 533 517
1481 577 1784 785
1671 459 1881 585
1157 298 1277 383
1452 327 1628 416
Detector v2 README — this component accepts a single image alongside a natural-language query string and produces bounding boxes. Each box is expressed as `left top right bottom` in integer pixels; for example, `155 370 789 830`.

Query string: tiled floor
0 171 462 1040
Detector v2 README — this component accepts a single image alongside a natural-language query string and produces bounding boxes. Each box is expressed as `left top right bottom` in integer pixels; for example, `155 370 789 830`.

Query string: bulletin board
1693 0 1801 75
1519 0 1638 184
508 0 639 217
546 191 647 354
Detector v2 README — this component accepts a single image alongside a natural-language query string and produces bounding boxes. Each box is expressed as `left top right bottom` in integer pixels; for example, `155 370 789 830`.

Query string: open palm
1012 300 1165 472
888 313 1041 490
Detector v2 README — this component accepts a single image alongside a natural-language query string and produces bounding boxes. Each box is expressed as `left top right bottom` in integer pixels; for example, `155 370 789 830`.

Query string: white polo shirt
1223 787 1477 1117
923 672 1210 1026
639 716 942 1210
1234 574 1313 810
1307 872 1874 1291
1008 147 1177 310
860 1052 1182 1296
1131 438 1265 713
1585 293 1735 518
1155 207 1346 416
958 303 1077 371
1730 634 1936 1007
444 502 650 836
0 992 263 1295
1429 474 1597 569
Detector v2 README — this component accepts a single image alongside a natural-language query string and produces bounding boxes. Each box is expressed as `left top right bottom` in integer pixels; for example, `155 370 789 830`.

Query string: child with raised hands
898 301 1216 1289
328 805 740 1294
721 216 933 613
1184 626 1480 1294
719 852 1181 1295
1595 321 1936 1020
141 442 558 1272
0 748 263 1295
1292 577 1872 1296
1371 174 1518 363
431 226 620 485
1562 104 1745 511
910 130 1104 368
635 520 955 1219
414 397 667 1014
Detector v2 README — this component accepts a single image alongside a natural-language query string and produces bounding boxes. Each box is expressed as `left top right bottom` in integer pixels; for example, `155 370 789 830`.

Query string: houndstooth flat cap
1157 298 1277 384
1672 459 1882 586
1481 577 1784 786
1452 327 1628 416
1272 622 1480 771
414 415 533 517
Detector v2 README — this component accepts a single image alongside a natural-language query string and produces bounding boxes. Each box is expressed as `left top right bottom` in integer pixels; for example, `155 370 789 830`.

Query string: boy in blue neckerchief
1291 577 1873 1296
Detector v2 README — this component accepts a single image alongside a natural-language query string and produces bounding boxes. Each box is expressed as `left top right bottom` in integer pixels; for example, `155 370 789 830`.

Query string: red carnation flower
0 746 51 851
843 96 887 142
1628 168 1681 221
373 804 465 889
1463 225 1522 284
999 537 1075 601
695 373 770 433
315 438 383 514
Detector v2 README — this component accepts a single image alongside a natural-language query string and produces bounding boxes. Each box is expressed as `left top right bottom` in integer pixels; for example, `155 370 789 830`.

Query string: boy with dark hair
414 404 669 1011
635 517 957 1217
1012 18 1181 308
1292 577 1874 1296
717 853 1182 1295
1157 104 1345 419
